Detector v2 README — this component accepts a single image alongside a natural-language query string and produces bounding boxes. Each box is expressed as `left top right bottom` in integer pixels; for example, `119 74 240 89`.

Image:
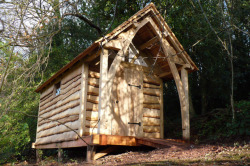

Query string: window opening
55 82 61 96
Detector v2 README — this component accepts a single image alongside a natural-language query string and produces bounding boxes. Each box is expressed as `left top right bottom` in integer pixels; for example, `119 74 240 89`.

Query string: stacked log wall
84 71 100 136
35 65 82 145
142 74 161 138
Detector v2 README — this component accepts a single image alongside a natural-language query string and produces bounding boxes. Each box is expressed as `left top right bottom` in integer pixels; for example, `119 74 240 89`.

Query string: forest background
0 0 249 164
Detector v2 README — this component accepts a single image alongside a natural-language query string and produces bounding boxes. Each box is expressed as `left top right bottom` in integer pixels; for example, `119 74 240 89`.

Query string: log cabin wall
83 70 100 136
142 74 163 139
35 63 83 145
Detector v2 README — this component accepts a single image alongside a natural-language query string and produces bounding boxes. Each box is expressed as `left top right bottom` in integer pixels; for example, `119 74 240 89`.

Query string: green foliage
191 100 250 141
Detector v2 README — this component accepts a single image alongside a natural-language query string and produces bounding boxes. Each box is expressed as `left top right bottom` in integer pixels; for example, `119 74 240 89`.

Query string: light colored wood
143 108 160 118
143 104 160 110
88 77 99 87
143 126 160 133
39 100 80 122
79 63 89 137
38 105 80 126
98 48 109 135
143 94 160 104
143 73 161 85
87 95 99 104
143 88 160 97
159 80 164 139
85 120 99 128
38 114 79 132
61 74 81 90
84 49 102 62
86 110 99 121
143 117 160 126
61 65 82 85
143 83 160 89
86 102 99 111
181 67 190 141
93 146 116 160
139 36 158 50
84 127 98 135
35 130 78 145
87 85 99 96
143 132 160 138
129 43 140 64
89 71 100 79
92 135 138 146
61 79 81 95
104 38 123 50
37 120 79 138
40 85 54 100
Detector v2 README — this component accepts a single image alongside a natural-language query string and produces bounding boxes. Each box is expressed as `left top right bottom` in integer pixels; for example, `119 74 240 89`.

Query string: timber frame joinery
33 2 197 155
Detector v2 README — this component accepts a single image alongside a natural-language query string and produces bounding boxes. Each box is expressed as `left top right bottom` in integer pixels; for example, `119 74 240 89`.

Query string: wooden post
98 48 110 134
36 149 41 163
181 67 190 141
86 145 96 162
159 80 164 139
58 148 63 163
79 63 89 137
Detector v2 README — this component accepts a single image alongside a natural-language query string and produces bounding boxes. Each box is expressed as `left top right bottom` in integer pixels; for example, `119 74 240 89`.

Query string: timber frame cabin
33 3 197 161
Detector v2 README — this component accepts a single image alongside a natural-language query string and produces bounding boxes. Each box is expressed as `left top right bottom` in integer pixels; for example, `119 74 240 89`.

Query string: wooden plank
93 146 117 160
84 127 98 135
85 120 99 128
89 71 100 79
79 63 89 137
98 48 109 135
143 126 160 133
143 108 160 118
40 85 54 100
35 136 92 149
143 88 160 96
88 77 99 87
86 111 99 121
88 85 99 96
143 83 160 89
159 80 164 139
181 68 190 141
87 95 99 104
143 132 160 138
143 73 161 85
143 104 160 110
143 94 160 104
143 117 160 126
86 102 99 111
92 135 138 146
139 36 158 50
61 65 82 85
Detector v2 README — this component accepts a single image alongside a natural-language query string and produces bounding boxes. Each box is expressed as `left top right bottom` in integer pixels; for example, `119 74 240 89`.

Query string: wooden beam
181 68 190 141
86 145 96 162
129 43 140 63
92 134 139 146
79 63 89 137
98 48 109 134
93 146 117 160
139 36 158 50
104 38 123 50
159 80 164 139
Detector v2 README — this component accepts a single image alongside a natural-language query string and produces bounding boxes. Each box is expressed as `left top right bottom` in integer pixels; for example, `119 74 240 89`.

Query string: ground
9 141 249 166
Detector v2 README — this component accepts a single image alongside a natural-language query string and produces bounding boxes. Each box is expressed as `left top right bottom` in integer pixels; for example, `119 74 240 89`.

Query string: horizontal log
143 74 161 86
143 88 160 97
87 95 99 104
86 102 98 111
40 85 80 112
61 78 81 95
143 83 160 89
143 132 160 138
37 120 79 138
83 127 98 136
87 85 99 96
38 115 79 133
143 108 160 118
85 120 99 128
61 65 82 85
86 110 98 121
143 117 160 126
35 130 78 145
143 126 160 133
143 95 160 104
40 85 54 100
40 92 53 104
88 77 99 87
61 74 81 90
39 100 80 123
143 104 160 110
38 105 80 126
40 91 80 116
89 71 100 79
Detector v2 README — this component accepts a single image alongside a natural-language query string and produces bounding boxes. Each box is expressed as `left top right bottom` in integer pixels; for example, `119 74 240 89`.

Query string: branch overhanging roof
35 3 198 93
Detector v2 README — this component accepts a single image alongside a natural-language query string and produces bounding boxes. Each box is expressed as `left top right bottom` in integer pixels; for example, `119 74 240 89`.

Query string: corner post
98 48 109 134
181 67 190 141
79 63 89 137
